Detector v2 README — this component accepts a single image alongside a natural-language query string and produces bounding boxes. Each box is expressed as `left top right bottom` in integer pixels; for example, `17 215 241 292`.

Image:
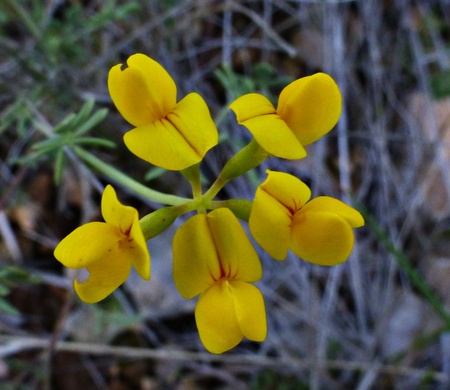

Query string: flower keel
108 53 218 170
173 208 267 353
54 185 150 303
249 171 364 265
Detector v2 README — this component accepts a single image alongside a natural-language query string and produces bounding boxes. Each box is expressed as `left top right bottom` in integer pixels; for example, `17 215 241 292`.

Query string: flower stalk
203 139 268 202
73 146 189 206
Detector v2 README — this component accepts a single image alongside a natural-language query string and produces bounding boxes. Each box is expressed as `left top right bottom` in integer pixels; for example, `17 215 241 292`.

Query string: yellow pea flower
108 53 218 170
249 171 364 265
54 185 150 303
173 208 267 354
229 73 342 160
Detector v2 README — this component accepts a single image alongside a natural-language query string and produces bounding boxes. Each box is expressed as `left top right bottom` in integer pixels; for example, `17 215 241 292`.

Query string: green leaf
0 284 10 296
12 152 46 167
54 112 77 134
74 108 108 136
214 64 256 100
0 265 41 285
144 167 166 182
76 137 116 148
430 70 450 100
74 99 95 127
32 137 64 154
0 298 19 315
54 147 66 184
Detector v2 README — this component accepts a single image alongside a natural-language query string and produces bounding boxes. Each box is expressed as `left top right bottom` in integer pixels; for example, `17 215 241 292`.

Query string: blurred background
1 0 450 389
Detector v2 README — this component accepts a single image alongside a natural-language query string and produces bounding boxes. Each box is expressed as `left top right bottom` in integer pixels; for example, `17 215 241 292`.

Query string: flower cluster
54 53 364 354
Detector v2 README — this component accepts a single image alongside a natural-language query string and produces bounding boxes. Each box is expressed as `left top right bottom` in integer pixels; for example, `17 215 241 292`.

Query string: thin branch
0 335 448 383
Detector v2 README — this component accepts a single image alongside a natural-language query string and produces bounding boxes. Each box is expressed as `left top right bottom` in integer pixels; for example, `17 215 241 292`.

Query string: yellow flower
173 208 267 354
54 185 150 303
249 171 364 265
229 73 342 159
108 53 218 170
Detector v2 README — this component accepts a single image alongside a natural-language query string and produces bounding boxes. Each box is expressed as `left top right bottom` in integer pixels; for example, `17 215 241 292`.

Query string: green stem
73 146 189 206
209 199 253 222
185 164 205 213
139 202 197 240
203 139 268 201
181 164 202 200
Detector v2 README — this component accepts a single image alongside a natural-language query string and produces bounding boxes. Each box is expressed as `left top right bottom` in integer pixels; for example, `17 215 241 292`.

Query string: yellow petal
101 185 135 234
290 210 354 266
239 115 306 159
54 222 122 269
128 218 151 280
206 208 261 282
249 187 291 260
172 213 220 299
261 171 311 212
123 120 198 170
74 246 132 303
123 93 218 170
101 185 150 280
249 171 311 260
108 53 176 126
166 93 219 161
277 73 342 146
301 196 364 228
229 94 306 159
229 93 276 122
195 281 242 354
230 281 267 342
